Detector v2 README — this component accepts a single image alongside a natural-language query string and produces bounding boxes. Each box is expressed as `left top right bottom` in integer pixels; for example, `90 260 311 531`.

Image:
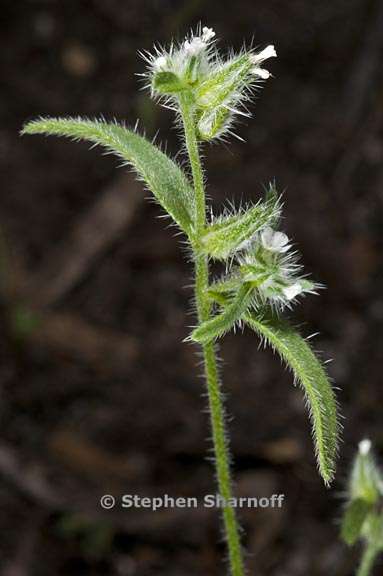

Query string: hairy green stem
356 544 379 576
179 93 245 576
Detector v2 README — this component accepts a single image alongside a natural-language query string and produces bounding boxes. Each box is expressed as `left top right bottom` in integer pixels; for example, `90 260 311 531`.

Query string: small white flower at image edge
153 55 168 72
183 26 215 58
250 45 277 80
184 37 206 57
250 45 277 64
253 44 277 62
282 283 303 301
252 67 271 79
202 26 216 42
261 226 290 253
359 439 372 455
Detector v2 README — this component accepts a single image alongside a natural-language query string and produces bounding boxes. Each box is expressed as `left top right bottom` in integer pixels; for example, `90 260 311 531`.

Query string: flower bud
197 107 230 141
195 54 253 110
350 440 383 504
144 28 277 141
282 282 304 300
261 226 290 253
235 228 317 310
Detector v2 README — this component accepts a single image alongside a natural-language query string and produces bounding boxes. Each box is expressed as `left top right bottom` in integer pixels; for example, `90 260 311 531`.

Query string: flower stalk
178 92 245 576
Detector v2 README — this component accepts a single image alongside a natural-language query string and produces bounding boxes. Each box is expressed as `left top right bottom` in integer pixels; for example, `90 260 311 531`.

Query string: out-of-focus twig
27 310 139 374
49 427 149 481
0 444 62 508
28 173 143 307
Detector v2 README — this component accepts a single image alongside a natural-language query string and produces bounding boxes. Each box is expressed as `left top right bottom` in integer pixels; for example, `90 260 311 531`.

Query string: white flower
252 67 271 79
261 227 290 253
183 27 215 59
252 44 277 62
359 439 372 455
153 55 168 71
184 37 206 57
250 45 276 80
202 26 216 42
282 282 303 300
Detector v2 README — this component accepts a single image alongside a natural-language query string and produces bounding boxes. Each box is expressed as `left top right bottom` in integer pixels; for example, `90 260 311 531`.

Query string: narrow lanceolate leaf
190 284 253 344
201 192 281 260
244 312 339 485
22 117 195 237
341 499 371 546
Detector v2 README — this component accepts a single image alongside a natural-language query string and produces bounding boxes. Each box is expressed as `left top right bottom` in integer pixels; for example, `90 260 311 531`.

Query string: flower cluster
237 226 316 310
143 26 276 141
203 186 318 315
221 225 316 313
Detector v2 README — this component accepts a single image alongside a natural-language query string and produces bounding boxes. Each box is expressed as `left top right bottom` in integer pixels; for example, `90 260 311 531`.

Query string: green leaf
341 499 371 546
201 189 281 260
190 284 253 344
244 311 339 485
22 117 195 237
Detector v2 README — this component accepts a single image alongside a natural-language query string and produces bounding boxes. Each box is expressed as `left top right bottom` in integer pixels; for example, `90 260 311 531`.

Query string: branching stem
179 92 245 576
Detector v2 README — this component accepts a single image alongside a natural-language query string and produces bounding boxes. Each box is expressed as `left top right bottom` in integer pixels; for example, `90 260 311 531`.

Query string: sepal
201 189 281 260
152 71 186 94
197 107 231 141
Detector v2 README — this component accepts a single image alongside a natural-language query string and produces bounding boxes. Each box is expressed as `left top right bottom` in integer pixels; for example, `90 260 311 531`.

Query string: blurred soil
1 1 383 575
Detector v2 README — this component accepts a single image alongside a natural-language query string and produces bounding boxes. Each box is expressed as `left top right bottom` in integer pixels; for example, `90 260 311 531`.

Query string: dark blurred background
1 1 383 575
